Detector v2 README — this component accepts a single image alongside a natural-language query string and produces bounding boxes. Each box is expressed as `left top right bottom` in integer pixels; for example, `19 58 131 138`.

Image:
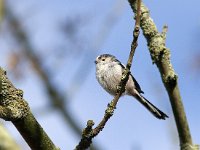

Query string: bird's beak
95 60 97 64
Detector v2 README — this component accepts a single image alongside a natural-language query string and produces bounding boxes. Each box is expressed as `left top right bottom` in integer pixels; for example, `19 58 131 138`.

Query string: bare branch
75 0 141 149
128 1 199 149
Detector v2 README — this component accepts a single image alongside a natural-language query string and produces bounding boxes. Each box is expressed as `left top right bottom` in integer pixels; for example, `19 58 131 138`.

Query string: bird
95 54 168 120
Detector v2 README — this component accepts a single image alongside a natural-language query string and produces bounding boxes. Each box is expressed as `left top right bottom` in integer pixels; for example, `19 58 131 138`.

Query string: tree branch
0 67 59 150
0 0 4 24
0 123 21 150
75 0 141 149
128 1 199 150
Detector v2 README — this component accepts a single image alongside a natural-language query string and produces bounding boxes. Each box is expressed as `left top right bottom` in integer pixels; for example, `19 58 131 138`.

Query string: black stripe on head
99 54 115 59
97 54 123 66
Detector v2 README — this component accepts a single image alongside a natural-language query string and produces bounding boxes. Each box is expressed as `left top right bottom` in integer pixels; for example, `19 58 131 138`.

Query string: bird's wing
130 74 144 94
118 62 144 94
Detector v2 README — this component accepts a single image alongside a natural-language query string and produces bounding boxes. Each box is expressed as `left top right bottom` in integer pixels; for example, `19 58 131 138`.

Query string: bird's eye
102 58 105 61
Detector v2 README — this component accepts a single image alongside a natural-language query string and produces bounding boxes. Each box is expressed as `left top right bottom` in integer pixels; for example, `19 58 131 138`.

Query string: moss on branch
128 1 199 149
0 67 59 150
0 68 29 121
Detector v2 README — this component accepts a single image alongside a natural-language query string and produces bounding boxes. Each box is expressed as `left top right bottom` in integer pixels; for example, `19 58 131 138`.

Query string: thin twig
75 0 141 149
126 0 141 69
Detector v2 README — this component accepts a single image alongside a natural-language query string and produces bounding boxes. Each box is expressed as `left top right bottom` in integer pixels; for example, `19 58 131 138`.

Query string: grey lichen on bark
0 67 59 150
132 3 178 86
0 67 30 121
128 1 199 149
75 120 94 150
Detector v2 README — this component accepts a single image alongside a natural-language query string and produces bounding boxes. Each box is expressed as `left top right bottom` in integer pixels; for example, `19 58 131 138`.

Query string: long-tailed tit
95 54 168 120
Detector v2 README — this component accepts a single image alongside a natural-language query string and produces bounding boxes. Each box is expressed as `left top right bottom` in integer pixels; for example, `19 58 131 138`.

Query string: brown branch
128 1 199 150
75 0 141 149
0 67 59 150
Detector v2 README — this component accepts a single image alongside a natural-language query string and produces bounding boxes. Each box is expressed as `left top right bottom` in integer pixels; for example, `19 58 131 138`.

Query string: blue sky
0 0 200 150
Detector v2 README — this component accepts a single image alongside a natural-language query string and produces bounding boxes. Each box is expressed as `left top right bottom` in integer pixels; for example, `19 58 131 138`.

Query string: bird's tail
134 92 168 120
